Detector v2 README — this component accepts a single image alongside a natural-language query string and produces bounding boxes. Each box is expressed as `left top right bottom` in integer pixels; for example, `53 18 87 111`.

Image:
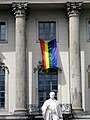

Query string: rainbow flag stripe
40 38 59 69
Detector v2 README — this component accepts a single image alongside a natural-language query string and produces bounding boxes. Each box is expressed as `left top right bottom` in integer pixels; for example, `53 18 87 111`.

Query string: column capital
12 2 28 17
66 2 82 17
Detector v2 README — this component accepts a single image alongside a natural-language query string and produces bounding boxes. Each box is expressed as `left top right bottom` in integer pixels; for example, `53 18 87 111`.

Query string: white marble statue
41 92 63 120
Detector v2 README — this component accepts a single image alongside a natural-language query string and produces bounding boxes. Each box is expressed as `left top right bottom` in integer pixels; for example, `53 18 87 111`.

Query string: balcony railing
27 104 73 119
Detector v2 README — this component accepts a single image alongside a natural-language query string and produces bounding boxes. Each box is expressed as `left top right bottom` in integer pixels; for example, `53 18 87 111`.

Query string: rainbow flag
40 38 59 69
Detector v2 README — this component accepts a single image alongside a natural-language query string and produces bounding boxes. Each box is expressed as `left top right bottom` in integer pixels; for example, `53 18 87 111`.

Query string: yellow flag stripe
44 41 49 69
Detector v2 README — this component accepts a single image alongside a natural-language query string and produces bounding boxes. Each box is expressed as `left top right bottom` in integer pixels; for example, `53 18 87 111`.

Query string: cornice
0 0 84 4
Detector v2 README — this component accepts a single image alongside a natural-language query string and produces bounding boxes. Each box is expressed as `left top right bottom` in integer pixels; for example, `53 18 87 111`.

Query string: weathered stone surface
12 2 28 114
67 2 82 110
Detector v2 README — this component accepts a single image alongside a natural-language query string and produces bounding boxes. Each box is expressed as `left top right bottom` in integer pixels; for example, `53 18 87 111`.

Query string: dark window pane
0 68 5 75
45 75 50 79
0 92 4 97
52 81 57 83
52 74 57 78
0 67 5 109
39 86 44 91
46 86 50 91
40 97 44 101
1 98 5 102
0 81 5 86
0 22 6 41
39 92 43 96
46 92 50 100
0 86 5 91
0 102 4 108
0 98 5 102
38 75 44 79
39 23 44 29
38 80 44 85
0 76 5 81
46 80 50 84
45 23 49 29
52 85 58 90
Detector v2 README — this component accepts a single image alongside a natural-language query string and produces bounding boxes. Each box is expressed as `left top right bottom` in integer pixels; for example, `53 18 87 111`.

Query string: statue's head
49 92 55 99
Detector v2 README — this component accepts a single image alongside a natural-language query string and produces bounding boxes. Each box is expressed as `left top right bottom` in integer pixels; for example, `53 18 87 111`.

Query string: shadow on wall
0 52 6 62
57 45 68 86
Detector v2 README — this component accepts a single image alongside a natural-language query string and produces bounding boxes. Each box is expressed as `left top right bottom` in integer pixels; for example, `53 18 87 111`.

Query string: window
38 69 58 106
0 67 5 108
0 61 9 111
0 22 6 41
88 72 90 88
38 21 56 41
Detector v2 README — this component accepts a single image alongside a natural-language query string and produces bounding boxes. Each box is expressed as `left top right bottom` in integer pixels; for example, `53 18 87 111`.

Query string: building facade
0 0 90 119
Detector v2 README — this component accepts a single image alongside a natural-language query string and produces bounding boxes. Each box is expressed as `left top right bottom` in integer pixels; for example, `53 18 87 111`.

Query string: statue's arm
41 101 48 119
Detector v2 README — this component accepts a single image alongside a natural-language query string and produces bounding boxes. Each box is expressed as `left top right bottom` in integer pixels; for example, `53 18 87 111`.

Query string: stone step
71 111 90 120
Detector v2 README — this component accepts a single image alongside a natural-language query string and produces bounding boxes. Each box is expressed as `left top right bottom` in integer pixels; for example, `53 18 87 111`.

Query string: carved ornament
12 2 28 17
66 2 82 17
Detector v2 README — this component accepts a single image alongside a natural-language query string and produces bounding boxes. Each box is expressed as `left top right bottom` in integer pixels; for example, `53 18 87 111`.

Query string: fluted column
12 2 28 114
67 2 82 110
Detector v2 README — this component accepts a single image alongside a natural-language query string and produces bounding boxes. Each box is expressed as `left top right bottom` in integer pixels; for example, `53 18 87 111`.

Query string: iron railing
28 104 73 119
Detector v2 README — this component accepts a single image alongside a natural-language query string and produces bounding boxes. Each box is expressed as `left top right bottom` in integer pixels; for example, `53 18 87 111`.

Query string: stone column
12 2 28 114
67 2 82 110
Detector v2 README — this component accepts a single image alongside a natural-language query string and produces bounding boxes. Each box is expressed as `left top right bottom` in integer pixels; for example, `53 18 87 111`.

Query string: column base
72 107 83 111
14 108 27 115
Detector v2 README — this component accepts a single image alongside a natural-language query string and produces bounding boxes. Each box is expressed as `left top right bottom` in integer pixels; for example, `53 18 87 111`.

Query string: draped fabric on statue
41 98 63 120
40 38 59 69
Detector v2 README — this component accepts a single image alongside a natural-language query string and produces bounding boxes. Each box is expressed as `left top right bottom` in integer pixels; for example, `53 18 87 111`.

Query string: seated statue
41 92 63 120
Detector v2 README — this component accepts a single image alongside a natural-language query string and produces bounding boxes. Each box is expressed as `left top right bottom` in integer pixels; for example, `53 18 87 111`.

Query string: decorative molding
0 58 9 74
66 2 82 17
86 64 90 72
33 60 62 73
33 60 42 73
12 2 28 17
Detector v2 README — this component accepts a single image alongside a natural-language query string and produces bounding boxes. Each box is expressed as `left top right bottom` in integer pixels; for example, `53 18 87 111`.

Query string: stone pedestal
12 2 28 114
67 2 82 110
